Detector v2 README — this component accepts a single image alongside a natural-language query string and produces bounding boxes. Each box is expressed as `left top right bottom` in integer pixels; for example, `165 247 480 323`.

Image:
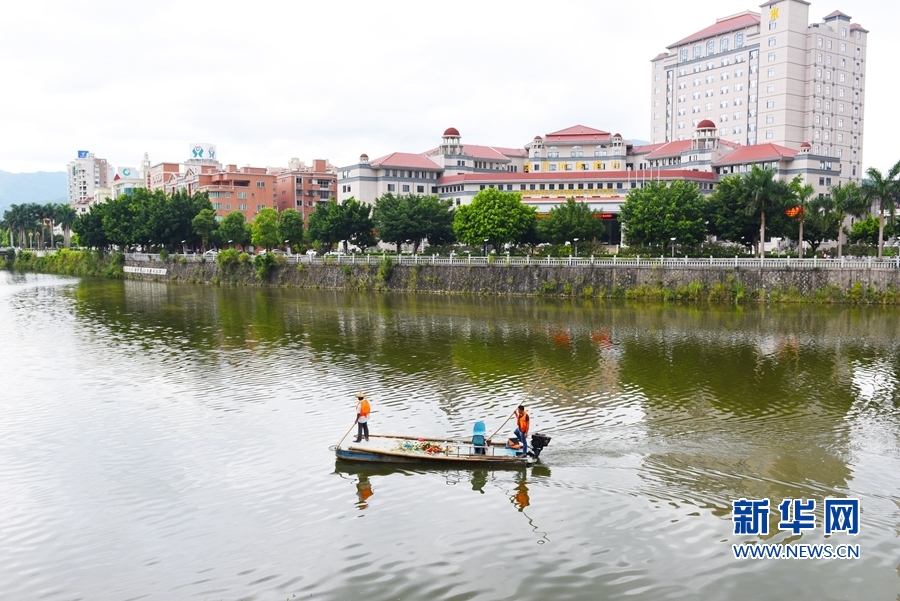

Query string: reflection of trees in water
69 282 900 424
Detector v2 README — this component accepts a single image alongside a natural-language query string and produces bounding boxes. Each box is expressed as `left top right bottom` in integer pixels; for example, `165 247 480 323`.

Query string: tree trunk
759 210 766 259
877 212 885 261
837 215 843 259
798 218 804 258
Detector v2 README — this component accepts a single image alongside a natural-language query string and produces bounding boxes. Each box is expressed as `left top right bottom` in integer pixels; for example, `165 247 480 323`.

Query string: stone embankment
124 255 900 303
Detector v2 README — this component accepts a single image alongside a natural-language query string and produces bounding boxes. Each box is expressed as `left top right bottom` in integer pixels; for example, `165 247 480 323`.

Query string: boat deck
335 434 534 466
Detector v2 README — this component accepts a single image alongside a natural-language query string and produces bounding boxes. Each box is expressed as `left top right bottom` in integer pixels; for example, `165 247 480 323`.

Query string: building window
721 36 730 52
694 44 701 59
769 20 776 30
768 37 776 47
766 100 775 108
766 115 774 124
238 192 247 199
549 164 557 171
736 32 744 48
766 131 774 139
256 181 265 187
707 40 715 55
402 185 410 192
767 84 775 92
768 52 776 62
680 48 688 62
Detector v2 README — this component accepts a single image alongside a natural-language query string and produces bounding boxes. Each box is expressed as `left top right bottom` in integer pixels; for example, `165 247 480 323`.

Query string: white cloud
0 0 895 173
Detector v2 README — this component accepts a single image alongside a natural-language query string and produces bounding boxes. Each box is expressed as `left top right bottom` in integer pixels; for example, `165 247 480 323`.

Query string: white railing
124 252 900 271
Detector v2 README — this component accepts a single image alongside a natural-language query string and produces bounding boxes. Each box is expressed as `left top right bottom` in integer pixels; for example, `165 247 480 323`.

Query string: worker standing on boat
514 405 530 455
353 393 371 443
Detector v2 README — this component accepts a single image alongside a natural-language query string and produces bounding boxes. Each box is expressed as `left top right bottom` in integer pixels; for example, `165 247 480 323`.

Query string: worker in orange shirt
353 393 371 443
513 405 530 455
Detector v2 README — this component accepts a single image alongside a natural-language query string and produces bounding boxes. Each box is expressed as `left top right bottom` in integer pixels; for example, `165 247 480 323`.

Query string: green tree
102 194 141 250
307 198 375 252
788 179 815 258
862 160 900 260
277 208 304 251
251 207 280 250
191 208 218 252
372 193 454 253
219 212 251 248
828 181 867 259
56 204 77 248
847 215 883 246
539 198 605 245
619 180 707 249
743 166 793 258
72 204 109 249
453 188 535 251
799 196 840 254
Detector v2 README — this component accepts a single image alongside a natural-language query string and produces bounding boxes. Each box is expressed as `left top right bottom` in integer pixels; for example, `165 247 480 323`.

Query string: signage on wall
189 143 217 160
77 150 89 159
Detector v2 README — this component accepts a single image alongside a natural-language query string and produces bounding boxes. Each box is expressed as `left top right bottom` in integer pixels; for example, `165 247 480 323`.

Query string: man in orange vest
353 393 371 443
514 405 530 455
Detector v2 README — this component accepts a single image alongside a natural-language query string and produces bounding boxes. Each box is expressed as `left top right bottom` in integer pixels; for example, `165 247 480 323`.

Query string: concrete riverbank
123 254 900 303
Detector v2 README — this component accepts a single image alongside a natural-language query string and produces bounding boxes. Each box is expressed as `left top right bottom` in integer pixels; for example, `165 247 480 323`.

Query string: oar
488 368 549 440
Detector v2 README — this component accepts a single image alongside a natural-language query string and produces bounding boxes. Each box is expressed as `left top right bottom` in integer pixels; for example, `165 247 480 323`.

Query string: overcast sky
1 0 896 174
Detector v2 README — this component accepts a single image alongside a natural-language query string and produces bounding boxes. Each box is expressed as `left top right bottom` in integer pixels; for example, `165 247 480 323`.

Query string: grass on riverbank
12 249 124 278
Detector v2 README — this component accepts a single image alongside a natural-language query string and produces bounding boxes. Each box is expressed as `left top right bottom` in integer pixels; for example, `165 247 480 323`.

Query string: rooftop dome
613 133 622 138
800 142 811 148
697 119 716 129
534 135 542 140
443 127 460 137
359 153 369 160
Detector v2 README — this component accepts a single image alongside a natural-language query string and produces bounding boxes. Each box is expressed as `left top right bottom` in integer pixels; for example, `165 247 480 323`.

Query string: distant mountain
0 170 68 215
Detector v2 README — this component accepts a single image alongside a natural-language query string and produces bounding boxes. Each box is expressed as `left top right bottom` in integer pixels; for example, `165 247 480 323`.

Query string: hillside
0 170 68 215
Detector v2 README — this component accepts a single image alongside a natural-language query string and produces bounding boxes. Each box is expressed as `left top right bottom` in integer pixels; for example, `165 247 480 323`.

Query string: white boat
334 433 550 467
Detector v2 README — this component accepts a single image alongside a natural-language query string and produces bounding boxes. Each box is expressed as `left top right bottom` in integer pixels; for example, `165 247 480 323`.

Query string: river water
1 273 898 601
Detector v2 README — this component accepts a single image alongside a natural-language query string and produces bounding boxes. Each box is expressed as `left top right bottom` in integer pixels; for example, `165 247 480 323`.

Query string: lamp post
483 238 489 257
285 239 290 255
670 237 676 258
573 237 579 258
182 239 186 255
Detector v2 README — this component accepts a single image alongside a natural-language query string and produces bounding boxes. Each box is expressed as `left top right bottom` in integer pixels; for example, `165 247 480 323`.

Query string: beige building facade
651 0 867 183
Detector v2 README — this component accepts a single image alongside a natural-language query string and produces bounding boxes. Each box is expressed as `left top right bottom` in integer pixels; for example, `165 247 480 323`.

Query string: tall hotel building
651 0 868 182
67 151 110 212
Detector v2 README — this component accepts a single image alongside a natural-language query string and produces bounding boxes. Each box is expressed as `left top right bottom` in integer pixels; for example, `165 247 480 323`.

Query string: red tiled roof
713 143 797 166
824 10 851 20
370 152 441 170
645 140 692 159
424 144 525 161
850 23 869 33
437 169 716 186
631 142 667 155
668 12 760 48
544 125 611 143
760 0 807 6
651 52 669 61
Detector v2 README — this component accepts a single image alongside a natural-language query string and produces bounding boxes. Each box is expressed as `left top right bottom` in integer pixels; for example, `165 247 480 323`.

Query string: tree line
620 160 900 259
2 202 78 249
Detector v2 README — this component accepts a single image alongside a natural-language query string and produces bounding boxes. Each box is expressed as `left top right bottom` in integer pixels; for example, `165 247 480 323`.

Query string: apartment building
67 150 110 213
650 0 867 182
274 158 337 221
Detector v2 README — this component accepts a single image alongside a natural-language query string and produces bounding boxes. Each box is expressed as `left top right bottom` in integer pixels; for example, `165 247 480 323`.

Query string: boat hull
334 434 535 467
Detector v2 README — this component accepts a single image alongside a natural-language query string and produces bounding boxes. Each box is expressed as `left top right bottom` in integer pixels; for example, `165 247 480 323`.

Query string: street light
182 239 186 255
285 239 290 255
483 238 489 257
573 238 579 258
670 237 676 258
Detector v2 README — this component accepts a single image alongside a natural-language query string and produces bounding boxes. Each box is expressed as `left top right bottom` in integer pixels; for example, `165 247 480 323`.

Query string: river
1 273 898 600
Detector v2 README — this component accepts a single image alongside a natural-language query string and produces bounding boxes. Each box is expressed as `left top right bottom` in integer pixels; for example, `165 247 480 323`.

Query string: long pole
336 420 358 448
488 368 549 440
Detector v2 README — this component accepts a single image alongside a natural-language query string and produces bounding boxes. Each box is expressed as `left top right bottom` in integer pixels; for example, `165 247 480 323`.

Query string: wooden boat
334 433 549 467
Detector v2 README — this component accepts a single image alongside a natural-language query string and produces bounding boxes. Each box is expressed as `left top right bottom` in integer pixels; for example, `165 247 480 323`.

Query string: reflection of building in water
356 475 373 509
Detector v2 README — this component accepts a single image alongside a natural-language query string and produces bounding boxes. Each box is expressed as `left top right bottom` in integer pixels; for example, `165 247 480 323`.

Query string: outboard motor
529 433 551 458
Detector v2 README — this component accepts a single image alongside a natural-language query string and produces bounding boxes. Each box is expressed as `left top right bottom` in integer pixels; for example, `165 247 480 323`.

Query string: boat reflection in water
334 461 551 541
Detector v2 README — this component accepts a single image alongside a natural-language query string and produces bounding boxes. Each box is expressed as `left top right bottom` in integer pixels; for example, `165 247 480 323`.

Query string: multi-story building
650 0 867 182
67 151 110 213
274 158 337 220
164 163 277 221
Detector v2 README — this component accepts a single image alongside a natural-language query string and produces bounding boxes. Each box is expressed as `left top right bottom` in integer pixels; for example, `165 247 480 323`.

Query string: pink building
273 158 337 221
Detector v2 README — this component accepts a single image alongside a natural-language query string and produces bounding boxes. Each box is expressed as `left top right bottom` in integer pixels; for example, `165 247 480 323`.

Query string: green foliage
219 212 251 248
72 204 109 249
376 257 394 283
538 198 605 245
862 160 900 259
251 208 280 250
277 209 304 250
217 248 241 269
191 208 218 250
158 248 169 261
847 215 885 246
619 180 707 248
308 197 375 252
372 193 455 253
253 251 277 280
453 188 535 250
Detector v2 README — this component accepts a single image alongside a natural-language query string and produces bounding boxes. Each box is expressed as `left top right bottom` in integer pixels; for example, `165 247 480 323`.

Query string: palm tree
789 179 815 258
5 204 30 248
57 204 77 248
828 181 867 259
43 203 58 249
743 166 792 258
862 161 900 260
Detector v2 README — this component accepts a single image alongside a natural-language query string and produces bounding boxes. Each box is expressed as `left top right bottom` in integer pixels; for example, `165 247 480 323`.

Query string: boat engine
529 433 551 458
